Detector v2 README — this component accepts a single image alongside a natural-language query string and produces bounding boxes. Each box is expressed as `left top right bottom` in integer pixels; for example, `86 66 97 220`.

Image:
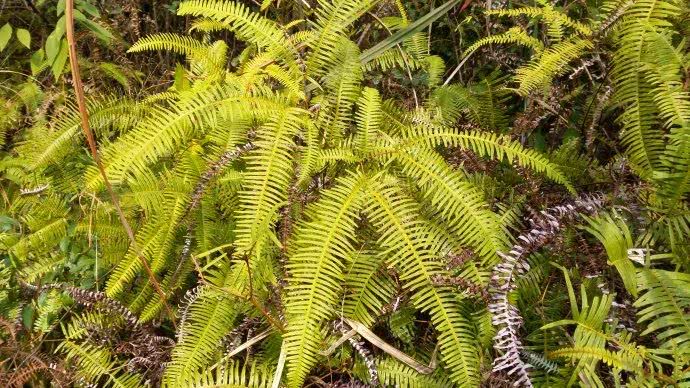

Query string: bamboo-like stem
64 0 177 329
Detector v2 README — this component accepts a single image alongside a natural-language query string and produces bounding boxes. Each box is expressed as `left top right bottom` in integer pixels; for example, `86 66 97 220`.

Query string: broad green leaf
54 16 67 39
45 33 61 63
76 0 100 18
73 9 88 22
0 23 12 51
30 49 45 75
51 39 69 80
17 28 31 49
78 18 114 43
57 0 66 16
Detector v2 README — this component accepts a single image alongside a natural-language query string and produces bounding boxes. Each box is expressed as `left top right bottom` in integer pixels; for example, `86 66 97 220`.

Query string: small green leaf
45 33 61 63
30 49 45 75
76 0 100 18
78 18 113 43
0 23 12 51
52 39 69 80
73 8 88 22
22 305 35 330
17 28 31 49
54 16 66 39
57 0 66 16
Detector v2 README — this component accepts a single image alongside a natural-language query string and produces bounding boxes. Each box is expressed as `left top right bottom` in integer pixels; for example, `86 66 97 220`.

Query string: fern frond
343 250 395 327
550 346 644 373
316 40 363 145
91 85 276 187
177 0 299 72
487 7 592 37
365 182 480 386
465 27 545 57
513 38 593 96
430 81 509 130
377 357 453 388
398 126 573 191
180 360 274 387
284 171 370 387
235 108 304 254
354 87 382 154
59 341 144 388
128 33 208 56
306 0 376 76
635 269 690 350
581 212 638 296
382 147 507 263
163 286 242 386
611 0 681 176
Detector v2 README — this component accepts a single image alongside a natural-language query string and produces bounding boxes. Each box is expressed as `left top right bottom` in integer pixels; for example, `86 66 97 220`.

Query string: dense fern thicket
1 0 689 386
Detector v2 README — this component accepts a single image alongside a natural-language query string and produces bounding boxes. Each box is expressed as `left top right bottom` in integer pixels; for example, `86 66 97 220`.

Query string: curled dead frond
488 195 606 386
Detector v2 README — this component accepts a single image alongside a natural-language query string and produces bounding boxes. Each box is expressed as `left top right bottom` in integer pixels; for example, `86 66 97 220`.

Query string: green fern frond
163 286 242 386
180 360 274 387
306 0 376 76
365 182 480 386
59 341 144 388
343 250 395 326
487 6 592 37
235 108 304 254
635 269 690 350
91 85 277 187
386 147 507 264
465 27 545 57
128 33 208 56
354 87 382 154
177 0 299 73
9 218 67 261
377 357 453 388
430 81 509 130
284 171 370 387
316 40 363 145
398 127 573 191
581 212 638 296
550 346 644 373
513 38 592 96
611 0 681 176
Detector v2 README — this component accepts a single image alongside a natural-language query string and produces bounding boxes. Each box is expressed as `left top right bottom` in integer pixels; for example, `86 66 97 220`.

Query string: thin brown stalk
64 0 176 329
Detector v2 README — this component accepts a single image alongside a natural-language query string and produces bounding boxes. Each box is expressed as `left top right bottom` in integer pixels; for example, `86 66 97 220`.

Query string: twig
224 328 272 359
271 341 287 388
332 318 438 375
64 0 176 328
443 51 474 86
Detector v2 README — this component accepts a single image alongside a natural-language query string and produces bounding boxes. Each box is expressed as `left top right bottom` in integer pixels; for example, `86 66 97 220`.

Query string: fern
284 172 370 387
581 212 638 296
58 341 144 388
513 38 593 96
365 181 480 385
4 0 689 387
635 269 690 350
611 0 681 177
163 286 242 385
